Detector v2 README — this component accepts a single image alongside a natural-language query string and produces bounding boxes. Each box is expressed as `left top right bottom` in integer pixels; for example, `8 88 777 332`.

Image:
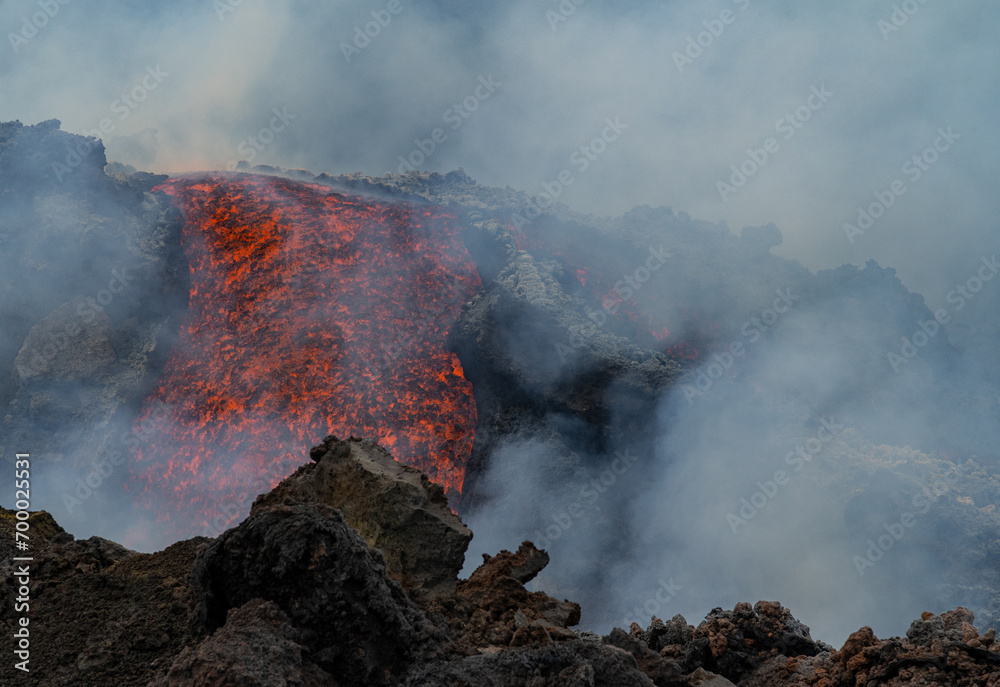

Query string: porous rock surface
3 438 1000 686
192 501 427 685
256 434 472 600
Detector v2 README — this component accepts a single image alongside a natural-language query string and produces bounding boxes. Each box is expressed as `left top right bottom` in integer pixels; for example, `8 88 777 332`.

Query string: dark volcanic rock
629 603 1000 687
153 599 334 687
0 508 203 687
0 119 106 191
449 218 680 508
0 119 188 479
4 447 1000 686
14 296 118 384
193 501 427 686
256 434 472 601
743 607 1000 686
658 601 821 682
403 638 670 687
445 541 582 650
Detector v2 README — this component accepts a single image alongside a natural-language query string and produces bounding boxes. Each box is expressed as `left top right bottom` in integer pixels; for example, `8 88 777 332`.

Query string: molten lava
130 174 481 535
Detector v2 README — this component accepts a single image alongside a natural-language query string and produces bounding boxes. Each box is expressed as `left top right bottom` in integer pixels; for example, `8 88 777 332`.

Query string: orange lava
130 174 480 532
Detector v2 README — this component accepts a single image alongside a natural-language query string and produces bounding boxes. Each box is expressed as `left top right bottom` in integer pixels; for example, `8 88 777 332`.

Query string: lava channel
128 173 481 538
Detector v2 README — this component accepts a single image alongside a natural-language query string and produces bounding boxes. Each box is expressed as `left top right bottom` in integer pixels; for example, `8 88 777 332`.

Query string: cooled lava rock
4 440 1000 686
151 599 335 687
449 217 681 509
257 434 473 601
193 502 428 685
0 119 186 476
0 508 203 686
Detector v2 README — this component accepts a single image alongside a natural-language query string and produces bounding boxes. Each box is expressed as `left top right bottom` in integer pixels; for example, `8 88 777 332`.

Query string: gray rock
256 434 473 600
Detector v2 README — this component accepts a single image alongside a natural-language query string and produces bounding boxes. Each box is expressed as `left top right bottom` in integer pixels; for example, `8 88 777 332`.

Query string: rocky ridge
2 436 999 686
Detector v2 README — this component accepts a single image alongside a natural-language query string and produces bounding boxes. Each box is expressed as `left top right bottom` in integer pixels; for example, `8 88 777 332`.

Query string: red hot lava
129 174 481 537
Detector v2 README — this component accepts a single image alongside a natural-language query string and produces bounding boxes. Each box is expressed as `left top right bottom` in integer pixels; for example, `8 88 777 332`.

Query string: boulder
255 434 472 600
193 501 428 686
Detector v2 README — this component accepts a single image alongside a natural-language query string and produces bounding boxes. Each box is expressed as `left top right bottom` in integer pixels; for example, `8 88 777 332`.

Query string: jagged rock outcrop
0 119 187 477
630 601 824 683
740 606 1000 686
255 434 472 600
193 502 428 686
619 602 1000 687
0 508 203 686
4 436 1000 686
432 541 582 651
152 599 335 687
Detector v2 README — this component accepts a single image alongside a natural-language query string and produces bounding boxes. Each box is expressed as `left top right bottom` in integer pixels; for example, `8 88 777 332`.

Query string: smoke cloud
4 0 1000 647
2 0 998 298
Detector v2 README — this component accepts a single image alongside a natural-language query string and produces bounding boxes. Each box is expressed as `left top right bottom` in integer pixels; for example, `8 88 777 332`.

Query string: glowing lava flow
130 174 480 535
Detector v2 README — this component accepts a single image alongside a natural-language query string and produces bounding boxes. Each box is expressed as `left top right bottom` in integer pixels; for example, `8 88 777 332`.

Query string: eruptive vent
129 174 481 535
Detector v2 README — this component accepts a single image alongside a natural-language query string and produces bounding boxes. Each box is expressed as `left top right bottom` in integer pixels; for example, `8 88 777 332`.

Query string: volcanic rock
442 541 582 651
256 434 473 600
0 119 188 475
5 439 1000 686
152 599 334 687
449 217 680 509
642 600 822 682
14 296 118 384
193 501 428 685
623 602 1000 687
736 606 1000 686
402 638 671 687
0 508 203 686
